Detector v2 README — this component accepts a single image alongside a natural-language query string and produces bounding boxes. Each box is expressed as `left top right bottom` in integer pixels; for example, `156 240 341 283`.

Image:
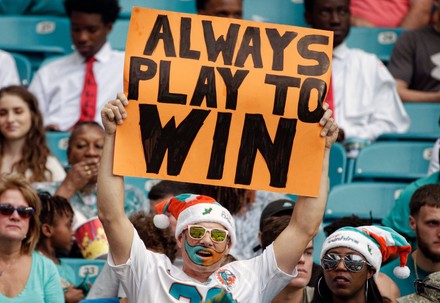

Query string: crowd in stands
0 0 439 302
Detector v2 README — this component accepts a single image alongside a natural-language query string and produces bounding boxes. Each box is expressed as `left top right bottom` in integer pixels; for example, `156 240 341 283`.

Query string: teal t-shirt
381 252 430 297
0 252 64 303
382 171 440 242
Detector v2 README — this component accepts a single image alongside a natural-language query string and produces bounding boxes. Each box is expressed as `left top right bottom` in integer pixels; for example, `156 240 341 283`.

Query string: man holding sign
97 93 338 302
98 6 338 302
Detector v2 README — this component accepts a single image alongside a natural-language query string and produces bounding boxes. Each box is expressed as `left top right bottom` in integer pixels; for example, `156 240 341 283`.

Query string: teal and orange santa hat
321 225 412 279
154 194 236 246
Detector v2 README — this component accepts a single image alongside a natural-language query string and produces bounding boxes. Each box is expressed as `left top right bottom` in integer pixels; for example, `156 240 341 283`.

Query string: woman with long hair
0 174 63 302
0 85 65 182
312 226 412 303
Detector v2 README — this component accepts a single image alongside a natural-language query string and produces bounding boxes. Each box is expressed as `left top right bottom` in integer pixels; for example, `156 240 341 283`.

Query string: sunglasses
415 279 440 302
187 225 229 243
0 204 35 219
321 253 371 273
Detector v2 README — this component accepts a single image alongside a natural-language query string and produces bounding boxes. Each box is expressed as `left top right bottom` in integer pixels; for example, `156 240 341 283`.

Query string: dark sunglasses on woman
321 253 371 272
0 204 35 218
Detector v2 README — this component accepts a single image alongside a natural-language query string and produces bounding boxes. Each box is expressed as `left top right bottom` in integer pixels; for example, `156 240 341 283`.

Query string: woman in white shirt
0 85 66 182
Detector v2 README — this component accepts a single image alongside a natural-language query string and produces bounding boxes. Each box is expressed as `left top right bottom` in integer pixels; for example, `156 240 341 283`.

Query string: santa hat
321 225 411 279
154 194 236 246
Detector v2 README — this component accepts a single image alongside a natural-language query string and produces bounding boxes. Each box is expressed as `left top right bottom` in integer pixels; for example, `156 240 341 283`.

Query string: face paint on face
184 236 227 266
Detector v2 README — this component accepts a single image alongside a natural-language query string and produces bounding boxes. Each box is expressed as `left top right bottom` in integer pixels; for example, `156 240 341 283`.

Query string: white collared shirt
29 42 124 131
0 49 20 88
331 43 410 141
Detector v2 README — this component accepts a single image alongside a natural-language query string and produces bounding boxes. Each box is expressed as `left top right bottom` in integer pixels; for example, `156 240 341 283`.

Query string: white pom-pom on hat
393 265 410 279
153 214 170 229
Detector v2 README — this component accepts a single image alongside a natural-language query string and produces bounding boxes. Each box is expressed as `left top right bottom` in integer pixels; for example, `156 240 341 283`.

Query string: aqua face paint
184 236 226 266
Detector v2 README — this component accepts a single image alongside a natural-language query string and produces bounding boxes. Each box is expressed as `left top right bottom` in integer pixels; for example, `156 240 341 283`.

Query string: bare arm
98 94 134 265
396 79 440 103
400 0 433 29
273 105 338 274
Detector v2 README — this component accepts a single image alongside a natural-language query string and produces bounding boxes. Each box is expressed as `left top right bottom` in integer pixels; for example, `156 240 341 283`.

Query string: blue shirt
0 252 64 303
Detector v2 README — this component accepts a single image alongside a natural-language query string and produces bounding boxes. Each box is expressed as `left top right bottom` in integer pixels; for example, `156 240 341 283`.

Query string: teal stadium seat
324 182 408 223
345 27 405 63
378 103 440 142
11 52 32 86
244 0 307 27
46 131 70 169
329 142 347 190
352 141 433 182
0 16 72 72
108 19 130 51
60 258 106 286
118 0 196 19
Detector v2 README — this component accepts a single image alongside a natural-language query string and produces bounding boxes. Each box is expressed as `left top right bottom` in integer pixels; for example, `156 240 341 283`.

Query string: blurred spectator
0 50 19 88
33 122 148 231
313 225 411 303
397 271 440 303
388 1 440 103
29 0 124 131
0 85 66 182
86 211 177 300
196 0 243 18
304 0 410 145
381 184 440 296
260 212 315 303
0 174 63 302
350 0 433 29
36 191 84 303
0 0 65 15
383 172 440 244
428 138 440 175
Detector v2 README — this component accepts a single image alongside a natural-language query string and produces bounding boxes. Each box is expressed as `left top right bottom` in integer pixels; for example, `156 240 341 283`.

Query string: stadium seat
60 258 106 286
378 102 440 142
345 27 405 63
329 142 347 190
11 52 32 86
0 16 72 72
46 131 70 169
244 0 308 27
352 141 433 182
119 0 196 19
324 182 408 224
108 19 130 51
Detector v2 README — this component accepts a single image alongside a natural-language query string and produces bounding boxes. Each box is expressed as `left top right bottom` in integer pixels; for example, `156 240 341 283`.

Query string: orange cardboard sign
115 8 333 196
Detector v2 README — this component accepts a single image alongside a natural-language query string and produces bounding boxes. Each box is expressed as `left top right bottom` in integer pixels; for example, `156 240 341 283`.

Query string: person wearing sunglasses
96 94 338 302
312 225 412 303
0 174 64 303
397 271 440 303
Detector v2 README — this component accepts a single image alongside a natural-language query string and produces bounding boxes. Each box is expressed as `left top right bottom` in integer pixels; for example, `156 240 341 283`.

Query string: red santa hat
154 194 236 246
